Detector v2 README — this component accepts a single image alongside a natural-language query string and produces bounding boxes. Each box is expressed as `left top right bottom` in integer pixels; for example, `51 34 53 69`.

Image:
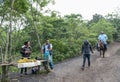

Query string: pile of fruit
17 58 37 63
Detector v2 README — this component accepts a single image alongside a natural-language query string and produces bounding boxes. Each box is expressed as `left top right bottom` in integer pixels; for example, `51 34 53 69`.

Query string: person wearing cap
98 31 108 51
81 40 93 70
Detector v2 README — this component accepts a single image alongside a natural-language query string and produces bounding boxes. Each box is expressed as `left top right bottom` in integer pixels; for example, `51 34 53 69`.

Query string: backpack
83 43 91 54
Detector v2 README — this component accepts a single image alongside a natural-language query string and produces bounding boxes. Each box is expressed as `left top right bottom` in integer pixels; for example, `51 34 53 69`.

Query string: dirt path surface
10 42 120 82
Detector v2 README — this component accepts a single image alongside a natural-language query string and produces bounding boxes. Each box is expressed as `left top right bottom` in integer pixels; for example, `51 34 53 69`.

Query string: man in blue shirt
98 31 108 50
41 39 54 70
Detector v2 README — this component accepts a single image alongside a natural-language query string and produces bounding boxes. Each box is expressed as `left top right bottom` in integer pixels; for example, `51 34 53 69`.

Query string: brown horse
97 40 106 58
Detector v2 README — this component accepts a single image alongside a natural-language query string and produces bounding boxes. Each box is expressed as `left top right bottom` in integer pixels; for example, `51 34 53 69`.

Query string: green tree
90 18 117 41
87 14 104 27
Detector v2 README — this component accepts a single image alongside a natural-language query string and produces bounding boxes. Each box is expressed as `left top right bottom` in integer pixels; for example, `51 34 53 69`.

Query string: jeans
49 55 54 69
82 54 90 67
44 51 54 69
104 44 107 50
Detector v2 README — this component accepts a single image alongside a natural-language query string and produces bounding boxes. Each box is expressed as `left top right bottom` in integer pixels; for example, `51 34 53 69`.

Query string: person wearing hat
98 31 108 51
81 40 93 70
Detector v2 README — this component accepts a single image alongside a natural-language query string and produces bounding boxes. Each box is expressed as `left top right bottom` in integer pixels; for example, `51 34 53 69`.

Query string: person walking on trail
41 39 54 70
98 31 108 51
20 41 32 75
81 40 93 70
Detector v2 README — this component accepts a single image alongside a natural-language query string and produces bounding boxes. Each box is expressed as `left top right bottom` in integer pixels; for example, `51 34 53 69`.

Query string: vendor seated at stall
31 57 42 74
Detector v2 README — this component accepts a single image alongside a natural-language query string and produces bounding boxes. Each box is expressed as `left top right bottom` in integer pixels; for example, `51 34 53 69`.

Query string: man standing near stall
41 39 54 70
20 41 32 75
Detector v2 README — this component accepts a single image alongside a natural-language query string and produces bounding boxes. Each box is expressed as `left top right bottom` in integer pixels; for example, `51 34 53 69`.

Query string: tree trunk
1 0 15 81
1 65 10 82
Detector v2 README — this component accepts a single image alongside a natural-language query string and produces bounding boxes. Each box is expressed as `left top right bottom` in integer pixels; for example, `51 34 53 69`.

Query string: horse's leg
100 50 101 57
103 50 105 58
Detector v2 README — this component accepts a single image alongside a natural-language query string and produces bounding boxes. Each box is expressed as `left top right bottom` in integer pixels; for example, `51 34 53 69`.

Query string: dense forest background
0 0 120 64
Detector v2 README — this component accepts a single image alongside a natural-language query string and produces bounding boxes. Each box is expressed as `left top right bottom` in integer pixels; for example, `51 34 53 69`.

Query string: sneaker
50 69 54 72
20 74 23 77
24 72 27 75
51 67 54 70
81 67 84 70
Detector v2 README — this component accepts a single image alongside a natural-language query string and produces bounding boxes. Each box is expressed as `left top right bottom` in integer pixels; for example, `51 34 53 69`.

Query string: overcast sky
46 0 120 20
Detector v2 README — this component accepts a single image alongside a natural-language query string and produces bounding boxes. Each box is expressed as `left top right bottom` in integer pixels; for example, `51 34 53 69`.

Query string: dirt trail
10 42 120 82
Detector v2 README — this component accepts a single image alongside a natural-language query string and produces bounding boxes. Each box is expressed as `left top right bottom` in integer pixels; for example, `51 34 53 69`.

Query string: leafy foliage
0 0 119 64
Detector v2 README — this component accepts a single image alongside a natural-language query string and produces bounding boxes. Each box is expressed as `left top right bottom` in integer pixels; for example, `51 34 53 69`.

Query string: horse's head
98 40 104 49
97 40 106 58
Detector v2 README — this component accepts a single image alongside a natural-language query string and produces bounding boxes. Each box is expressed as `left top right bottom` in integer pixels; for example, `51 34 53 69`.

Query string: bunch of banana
28 59 37 62
17 58 37 63
17 59 25 63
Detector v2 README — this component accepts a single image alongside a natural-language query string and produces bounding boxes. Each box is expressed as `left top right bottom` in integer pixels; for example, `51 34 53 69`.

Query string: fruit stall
17 58 42 68
17 58 51 72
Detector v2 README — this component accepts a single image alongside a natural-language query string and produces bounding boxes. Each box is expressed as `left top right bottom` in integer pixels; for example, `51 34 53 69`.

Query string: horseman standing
98 31 108 51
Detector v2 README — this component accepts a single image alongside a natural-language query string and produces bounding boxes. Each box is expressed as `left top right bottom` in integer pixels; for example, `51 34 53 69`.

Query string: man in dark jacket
81 40 93 70
20 41 32 75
